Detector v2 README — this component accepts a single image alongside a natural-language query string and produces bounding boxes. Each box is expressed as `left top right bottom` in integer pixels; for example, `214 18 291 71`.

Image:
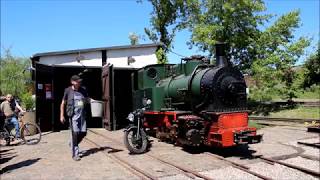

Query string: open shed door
35 63 54 132
102 64 114 130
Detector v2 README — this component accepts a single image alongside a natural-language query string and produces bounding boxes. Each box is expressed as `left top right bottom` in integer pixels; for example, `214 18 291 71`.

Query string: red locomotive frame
143 111 262 147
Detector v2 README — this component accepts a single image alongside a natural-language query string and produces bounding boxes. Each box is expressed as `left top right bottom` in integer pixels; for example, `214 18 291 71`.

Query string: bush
248 87 274 102
21 92 35 111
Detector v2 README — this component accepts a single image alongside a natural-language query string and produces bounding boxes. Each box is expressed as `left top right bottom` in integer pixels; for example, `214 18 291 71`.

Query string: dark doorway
35 64 135 132
113 68 135 129
35 64 103 132
35 63 54 132
53 66 103 131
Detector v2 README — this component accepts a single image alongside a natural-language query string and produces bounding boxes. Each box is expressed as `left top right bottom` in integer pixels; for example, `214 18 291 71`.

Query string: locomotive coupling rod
260 156 320 177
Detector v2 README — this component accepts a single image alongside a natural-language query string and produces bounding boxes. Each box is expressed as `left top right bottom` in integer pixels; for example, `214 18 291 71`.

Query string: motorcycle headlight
127 113 134 122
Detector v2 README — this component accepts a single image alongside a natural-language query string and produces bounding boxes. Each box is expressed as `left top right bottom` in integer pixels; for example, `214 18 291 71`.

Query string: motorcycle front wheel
124 127 148 154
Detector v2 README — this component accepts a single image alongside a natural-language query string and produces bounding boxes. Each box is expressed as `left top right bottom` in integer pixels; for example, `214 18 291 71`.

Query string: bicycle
0 112 41 145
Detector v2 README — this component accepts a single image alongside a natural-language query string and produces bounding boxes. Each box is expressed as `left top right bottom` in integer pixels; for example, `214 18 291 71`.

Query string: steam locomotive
130 43 262 148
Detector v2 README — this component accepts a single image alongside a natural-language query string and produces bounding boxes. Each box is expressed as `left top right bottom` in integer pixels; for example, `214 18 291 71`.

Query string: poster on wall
37 83 43 90
46 91 52 99
45 84 53 99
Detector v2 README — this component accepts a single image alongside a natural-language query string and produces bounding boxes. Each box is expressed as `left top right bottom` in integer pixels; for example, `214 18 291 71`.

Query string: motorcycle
123 99 151 154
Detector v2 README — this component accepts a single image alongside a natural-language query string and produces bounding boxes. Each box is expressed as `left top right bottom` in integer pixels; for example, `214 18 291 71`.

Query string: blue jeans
8 116 20 138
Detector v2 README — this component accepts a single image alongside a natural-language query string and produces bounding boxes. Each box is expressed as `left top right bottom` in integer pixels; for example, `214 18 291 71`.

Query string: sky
1 0 319 64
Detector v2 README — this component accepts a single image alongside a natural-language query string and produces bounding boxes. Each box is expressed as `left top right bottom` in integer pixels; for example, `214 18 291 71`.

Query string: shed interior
35 64 135 132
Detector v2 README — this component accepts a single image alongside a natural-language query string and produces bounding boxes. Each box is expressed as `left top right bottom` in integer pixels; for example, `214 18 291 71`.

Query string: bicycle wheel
21 123 41 145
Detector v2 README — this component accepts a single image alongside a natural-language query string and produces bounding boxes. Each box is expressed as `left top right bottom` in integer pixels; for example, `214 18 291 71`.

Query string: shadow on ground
181 144 258 160
0 148 17 165
81 146 123 158
0 158 41 174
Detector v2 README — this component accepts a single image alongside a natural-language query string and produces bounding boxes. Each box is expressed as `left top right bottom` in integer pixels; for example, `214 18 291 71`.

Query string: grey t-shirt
63 87 88 132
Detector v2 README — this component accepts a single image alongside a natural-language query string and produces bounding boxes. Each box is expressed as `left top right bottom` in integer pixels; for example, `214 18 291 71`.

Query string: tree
143 0 199 64
251 10 310 100
188 0 269 70
303 45 320 87
0 48 32 98
128 32 139 45
186 1 310 101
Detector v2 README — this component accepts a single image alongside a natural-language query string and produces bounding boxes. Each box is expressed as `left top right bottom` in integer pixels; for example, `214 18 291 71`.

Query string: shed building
31 43 160 132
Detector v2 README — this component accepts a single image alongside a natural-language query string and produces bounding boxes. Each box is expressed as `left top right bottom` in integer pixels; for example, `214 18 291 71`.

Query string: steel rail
204 152 272 180
249 116 320 123
259 156 320 178
297 141 320 149
147 154 214 180
88 129 212 179
88 129 320 179
84 137 156 180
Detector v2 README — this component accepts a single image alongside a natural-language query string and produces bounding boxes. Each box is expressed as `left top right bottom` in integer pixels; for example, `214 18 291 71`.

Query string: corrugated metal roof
31 43 160 58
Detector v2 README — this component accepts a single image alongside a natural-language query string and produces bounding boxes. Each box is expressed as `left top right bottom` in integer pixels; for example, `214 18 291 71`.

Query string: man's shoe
72 156 81 161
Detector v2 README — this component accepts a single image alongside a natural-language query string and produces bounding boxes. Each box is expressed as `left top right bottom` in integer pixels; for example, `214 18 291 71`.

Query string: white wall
106 47 157 68
39 51 102 67
38 46 158 69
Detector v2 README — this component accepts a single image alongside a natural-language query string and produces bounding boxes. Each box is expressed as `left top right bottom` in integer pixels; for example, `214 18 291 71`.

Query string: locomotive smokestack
215 42 228 67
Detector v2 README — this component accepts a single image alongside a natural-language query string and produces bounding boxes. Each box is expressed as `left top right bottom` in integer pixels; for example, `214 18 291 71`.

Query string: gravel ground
247 162 318 180
301 146 320 157
1 126 319 180
200 166 261 180
285 137 320 157
281 156 320 172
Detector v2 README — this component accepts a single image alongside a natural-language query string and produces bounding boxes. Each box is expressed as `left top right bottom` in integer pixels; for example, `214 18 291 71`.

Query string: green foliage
188 0 270 70
21 92 35 111
248 120 265 129
297 84 320 99
0 48 32 98
247 10 310 101
248 87 274 102
155 47 168 64
144 0 312 100
303 45 320 87
143 0 199 63
267 106 320 119
128 32 139 45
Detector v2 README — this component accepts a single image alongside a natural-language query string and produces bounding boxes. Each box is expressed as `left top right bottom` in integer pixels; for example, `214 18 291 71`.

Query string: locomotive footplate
234 131 262 144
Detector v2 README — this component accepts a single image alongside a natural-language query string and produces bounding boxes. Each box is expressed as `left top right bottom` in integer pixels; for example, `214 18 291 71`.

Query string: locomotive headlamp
127 113 134 122
142 98 152 106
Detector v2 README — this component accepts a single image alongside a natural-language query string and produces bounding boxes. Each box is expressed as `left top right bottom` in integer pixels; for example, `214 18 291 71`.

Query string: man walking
60 75 89 161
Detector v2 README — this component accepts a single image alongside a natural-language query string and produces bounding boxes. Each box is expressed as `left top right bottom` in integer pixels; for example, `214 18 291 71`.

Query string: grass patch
248 120 265 129
296 91 320 99
267 106 319 119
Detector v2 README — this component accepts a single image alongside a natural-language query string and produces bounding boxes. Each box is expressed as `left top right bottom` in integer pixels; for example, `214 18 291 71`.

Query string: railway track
86 129 214 180
84 137 157 180
86 129 319 180
249 116 320 123
297 141 320 149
